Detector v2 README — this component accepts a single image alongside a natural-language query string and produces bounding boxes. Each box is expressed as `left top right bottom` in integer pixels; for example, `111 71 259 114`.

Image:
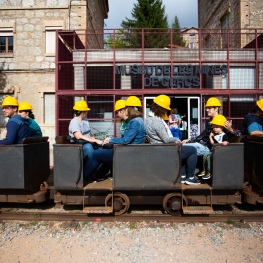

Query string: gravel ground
0 220 263 263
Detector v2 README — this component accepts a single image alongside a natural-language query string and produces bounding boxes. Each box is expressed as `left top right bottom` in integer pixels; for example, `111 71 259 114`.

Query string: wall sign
116 64 228 88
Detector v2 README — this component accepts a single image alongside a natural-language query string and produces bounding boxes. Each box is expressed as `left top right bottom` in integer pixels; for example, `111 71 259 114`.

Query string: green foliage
121 0 168 29
120 0 169 48
104 30 132 49
226 219 234 225
171 15 186 47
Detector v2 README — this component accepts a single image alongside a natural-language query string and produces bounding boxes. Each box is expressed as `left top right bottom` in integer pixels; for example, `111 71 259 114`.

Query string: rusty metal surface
1 211 263 223
84 179 113 190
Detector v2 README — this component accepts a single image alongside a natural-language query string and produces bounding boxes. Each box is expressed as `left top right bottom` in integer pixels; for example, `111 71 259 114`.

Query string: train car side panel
53 144 84 190
113 144 181 190
212 143 244 189
0 141 50 191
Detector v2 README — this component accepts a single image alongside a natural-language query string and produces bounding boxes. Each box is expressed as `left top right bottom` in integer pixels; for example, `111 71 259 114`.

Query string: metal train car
0 135 262 215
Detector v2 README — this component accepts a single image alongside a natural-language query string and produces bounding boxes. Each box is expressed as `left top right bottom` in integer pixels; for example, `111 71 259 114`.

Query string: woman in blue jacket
103 96 146 145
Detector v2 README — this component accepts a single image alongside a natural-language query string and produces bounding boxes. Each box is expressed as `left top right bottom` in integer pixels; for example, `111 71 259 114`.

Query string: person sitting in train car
68 100 113 185
91 99 131 181
115 99 130 136
168 108 181 138
103 96 146 145
198 114 229 180
18 101 42 137
145 94 200 185
0 96 31 145
185 97 240 156
241 98 263 137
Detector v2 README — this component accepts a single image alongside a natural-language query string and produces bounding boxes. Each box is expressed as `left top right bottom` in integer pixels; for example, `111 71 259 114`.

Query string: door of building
144 96 200 139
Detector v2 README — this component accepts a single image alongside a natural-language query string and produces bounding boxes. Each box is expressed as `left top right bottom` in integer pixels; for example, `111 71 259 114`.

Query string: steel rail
0 211 263 223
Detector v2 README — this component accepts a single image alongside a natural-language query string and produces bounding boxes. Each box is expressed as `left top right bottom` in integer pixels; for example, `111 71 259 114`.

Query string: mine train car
0 135 262 215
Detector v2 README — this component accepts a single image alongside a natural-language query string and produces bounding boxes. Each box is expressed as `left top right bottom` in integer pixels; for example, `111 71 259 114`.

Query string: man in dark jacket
241 98 263 137
0 96 31 145
186 97 240 155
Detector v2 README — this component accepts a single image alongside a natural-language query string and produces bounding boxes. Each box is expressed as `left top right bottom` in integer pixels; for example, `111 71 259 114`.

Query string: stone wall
0 0 108 164
198 0 263 29
198 0 263 48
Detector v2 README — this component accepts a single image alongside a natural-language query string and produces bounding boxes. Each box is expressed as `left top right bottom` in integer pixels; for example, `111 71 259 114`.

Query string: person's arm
108 119 142 144
74 131 102 144
250 130 263 136
0 121 18 145
221 134 229 146
224 119 241 136
209 132 214 146
248 122 263 136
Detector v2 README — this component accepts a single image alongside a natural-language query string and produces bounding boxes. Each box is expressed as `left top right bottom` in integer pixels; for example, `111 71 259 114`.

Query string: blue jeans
184 142 210 156
180 145 197 178
83 147 113 183
170 127 179 138
179 130 186 141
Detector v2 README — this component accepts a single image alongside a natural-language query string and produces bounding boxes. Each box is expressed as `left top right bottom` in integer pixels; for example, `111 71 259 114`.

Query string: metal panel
244 140 263 194
213 143 244 189
0 142 50 190
53 144 84 190
113 144 181 190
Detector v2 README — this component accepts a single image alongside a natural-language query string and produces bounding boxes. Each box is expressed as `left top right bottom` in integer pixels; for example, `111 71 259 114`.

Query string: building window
45 27 62 55
44 93 55 124
222 68 255 89
189 42 195 49
0 28 13 53
190 34 195 39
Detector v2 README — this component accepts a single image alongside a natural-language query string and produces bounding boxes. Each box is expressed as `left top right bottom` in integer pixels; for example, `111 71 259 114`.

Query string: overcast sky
105 0 198 29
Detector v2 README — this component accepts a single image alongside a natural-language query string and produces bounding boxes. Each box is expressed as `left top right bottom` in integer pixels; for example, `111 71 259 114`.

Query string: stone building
198 0 263 48
0 0 109 160
182 27 199 49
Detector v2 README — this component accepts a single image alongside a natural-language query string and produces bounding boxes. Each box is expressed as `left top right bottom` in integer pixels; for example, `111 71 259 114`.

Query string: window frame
45 26 62 55
0 28 14 54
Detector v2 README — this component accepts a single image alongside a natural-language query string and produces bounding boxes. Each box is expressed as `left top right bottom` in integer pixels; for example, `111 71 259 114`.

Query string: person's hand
96 139 103 145
102 137 110 145
182 139 190 144
224 120 234 133
222 141 229 146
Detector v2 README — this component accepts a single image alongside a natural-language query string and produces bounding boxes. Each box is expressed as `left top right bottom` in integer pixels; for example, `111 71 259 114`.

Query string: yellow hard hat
162 114 169 121
73 100 90 111
19 101 33 111
205 97 222 107
256 98 263 111
115 100 126 111
210 114 227 127
1 96 19 107
125 96 142 107
153 95 171 110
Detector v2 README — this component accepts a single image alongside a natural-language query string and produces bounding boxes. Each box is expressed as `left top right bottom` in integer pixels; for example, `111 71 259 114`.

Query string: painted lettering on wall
115 65 228 88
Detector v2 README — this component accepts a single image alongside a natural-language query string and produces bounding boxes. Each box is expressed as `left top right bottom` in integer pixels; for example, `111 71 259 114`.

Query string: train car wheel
163 193 188 216
105 193 130 215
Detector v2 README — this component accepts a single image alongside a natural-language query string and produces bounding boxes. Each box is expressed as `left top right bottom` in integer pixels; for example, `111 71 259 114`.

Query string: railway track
1 205 263 223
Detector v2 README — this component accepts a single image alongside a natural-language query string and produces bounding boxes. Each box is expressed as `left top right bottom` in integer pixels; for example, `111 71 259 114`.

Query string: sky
105 0 198 29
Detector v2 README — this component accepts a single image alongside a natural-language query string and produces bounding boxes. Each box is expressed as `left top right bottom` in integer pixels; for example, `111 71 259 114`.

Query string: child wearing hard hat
198 114 229 180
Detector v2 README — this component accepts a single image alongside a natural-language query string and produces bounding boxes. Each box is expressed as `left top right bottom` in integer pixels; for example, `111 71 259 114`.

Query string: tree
171 15 185 47
121 0 169 48
104 30 131 49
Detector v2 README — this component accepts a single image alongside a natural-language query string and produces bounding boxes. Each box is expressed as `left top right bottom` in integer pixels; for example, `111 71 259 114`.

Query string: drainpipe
68 0 73 30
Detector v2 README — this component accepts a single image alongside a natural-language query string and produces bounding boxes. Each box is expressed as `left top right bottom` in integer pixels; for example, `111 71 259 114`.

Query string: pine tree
171 15 185 47
121 0 169 48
